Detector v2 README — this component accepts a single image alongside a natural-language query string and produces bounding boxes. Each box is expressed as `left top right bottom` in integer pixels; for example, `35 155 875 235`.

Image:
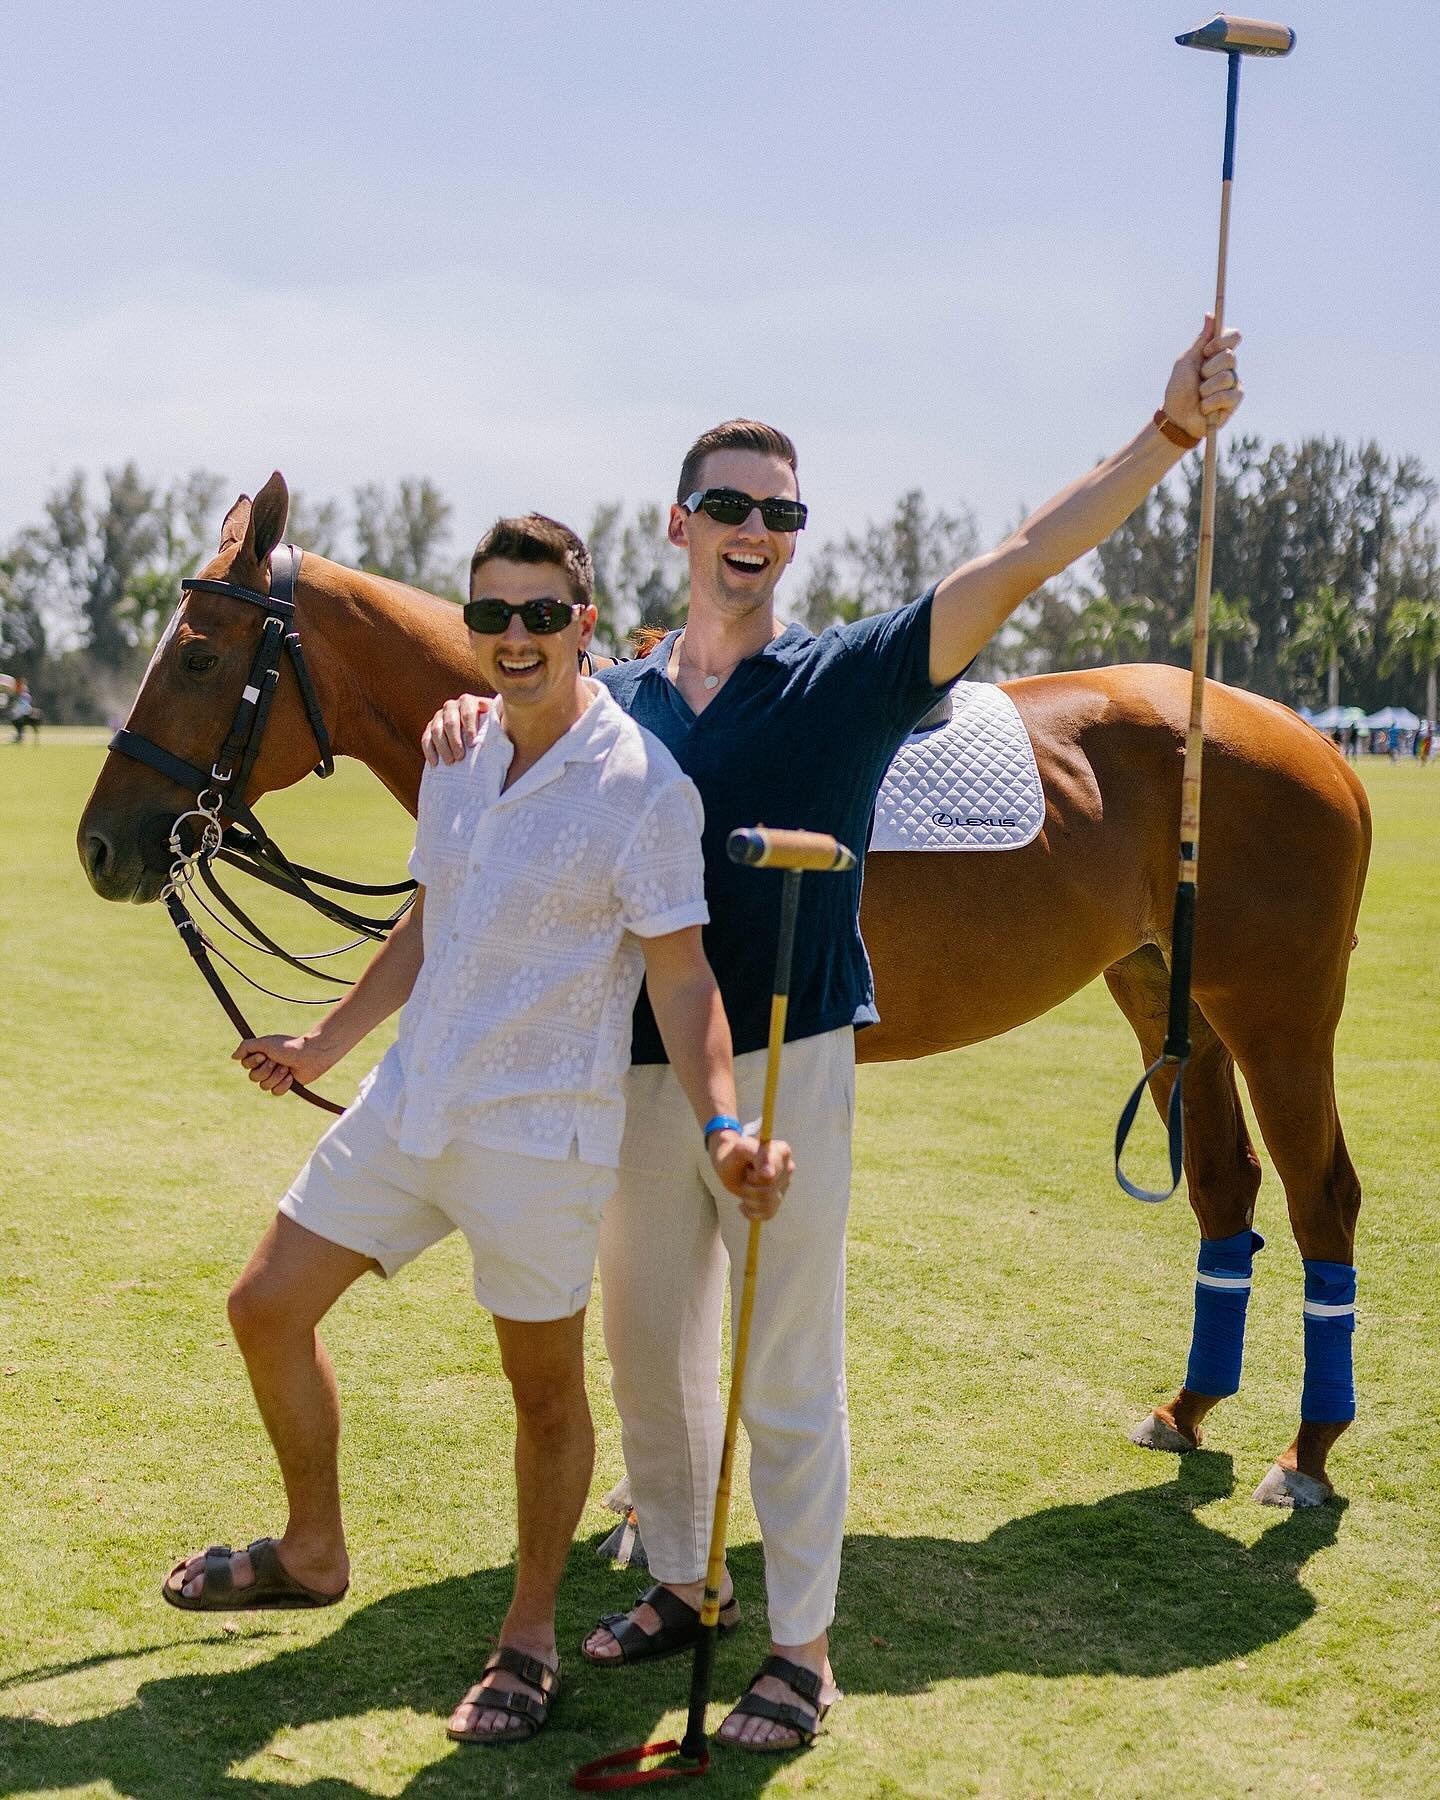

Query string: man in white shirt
160 514 792 1751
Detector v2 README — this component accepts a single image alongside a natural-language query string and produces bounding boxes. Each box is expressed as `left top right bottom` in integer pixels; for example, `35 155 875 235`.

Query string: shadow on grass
0 1454 1341 1798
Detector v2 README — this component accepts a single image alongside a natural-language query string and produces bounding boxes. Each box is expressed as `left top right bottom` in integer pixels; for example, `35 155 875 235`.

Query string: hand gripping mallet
573 825 856 1791
1114 13 1295 1204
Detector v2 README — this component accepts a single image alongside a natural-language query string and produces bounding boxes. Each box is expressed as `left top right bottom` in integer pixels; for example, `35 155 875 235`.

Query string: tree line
3 436 1438 725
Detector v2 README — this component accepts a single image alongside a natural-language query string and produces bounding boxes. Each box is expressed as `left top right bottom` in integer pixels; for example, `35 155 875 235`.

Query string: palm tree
1382 597 1440 724
1174 589 1258 683
1288 586 1369 709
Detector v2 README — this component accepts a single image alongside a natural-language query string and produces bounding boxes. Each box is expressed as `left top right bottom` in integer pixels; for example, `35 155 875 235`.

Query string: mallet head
1176 14 1295 55
727 826 856 872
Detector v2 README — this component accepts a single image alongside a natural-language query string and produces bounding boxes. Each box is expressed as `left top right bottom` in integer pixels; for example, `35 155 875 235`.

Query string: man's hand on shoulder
709 1130 795 1221
421 694 490 767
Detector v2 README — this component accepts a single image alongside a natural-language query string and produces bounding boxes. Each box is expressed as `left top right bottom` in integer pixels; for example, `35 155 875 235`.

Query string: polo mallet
1114 14 1295 1203
573 825 856 1792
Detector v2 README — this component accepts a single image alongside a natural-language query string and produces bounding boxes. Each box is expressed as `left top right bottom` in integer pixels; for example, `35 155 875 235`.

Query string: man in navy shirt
424 319 1244 1751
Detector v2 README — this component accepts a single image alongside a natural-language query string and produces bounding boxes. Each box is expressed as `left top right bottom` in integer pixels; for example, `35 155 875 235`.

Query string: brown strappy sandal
161 1538 348 1612
721 1654 835 1752
583 1580 741 1665
447 1646 561 1746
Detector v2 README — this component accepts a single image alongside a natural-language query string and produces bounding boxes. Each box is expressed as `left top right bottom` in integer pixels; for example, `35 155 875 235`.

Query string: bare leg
449 1308 591 1741
166 1214 374 1600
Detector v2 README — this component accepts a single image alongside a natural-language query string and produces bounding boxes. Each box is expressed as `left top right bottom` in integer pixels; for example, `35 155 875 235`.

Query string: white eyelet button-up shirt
361 681 708 1167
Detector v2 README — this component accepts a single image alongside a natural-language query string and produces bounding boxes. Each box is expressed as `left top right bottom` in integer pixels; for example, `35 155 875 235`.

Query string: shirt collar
478 679 617 799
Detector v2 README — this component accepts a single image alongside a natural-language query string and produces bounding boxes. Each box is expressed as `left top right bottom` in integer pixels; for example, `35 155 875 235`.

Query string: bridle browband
108 544 415 1115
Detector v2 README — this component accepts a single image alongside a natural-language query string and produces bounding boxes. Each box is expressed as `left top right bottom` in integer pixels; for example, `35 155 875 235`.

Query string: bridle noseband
107 544 415 1115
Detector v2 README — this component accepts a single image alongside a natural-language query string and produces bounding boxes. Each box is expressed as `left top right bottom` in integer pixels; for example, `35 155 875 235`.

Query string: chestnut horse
78 475 1371 1506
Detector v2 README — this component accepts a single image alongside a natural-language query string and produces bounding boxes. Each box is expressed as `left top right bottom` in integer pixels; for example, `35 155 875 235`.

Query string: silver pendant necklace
677 632 726 691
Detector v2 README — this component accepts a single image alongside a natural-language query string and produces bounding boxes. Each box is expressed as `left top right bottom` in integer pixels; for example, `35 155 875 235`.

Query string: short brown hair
676 419 799 505
469 513 594 606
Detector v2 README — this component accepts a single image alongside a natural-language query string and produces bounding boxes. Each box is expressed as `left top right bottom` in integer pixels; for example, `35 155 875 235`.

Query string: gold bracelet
1153 409 1201 451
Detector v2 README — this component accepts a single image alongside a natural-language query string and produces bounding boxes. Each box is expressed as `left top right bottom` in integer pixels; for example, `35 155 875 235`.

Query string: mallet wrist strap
1153 408 1201 451
703 1114 743 1144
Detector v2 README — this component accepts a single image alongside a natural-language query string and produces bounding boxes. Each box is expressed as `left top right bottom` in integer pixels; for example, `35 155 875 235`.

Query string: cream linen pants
598 1026 854 1646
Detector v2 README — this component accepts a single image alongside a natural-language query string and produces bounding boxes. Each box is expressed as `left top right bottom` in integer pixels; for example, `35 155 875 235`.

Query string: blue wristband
703 1114 743 1144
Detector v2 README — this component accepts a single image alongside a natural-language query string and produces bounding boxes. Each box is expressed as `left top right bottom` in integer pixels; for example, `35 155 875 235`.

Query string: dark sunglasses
682 488 808 533
462 597 582 635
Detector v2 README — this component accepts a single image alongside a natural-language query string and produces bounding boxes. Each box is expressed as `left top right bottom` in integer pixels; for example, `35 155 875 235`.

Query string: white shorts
279 1096 616 1322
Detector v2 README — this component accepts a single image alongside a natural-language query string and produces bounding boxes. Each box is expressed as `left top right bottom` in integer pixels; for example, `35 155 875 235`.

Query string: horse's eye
182 650 219 675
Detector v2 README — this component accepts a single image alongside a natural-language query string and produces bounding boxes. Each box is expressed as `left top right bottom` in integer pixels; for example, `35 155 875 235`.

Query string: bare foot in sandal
718 1637 838 1752
582 1575 738 1664
163 1534 349 1610
448 1639 560 1746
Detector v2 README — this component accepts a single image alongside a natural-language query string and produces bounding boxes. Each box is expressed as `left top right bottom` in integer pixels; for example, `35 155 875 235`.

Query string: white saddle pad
871 683 1045 852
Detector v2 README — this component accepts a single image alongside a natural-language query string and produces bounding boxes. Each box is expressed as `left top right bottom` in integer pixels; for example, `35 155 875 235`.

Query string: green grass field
2 735 1436 1798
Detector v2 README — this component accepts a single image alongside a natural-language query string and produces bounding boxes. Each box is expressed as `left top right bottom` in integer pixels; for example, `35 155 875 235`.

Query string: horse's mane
629 625 669 658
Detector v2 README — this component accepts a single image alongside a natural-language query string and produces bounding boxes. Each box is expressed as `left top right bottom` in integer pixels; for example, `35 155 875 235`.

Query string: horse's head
78 471 332 903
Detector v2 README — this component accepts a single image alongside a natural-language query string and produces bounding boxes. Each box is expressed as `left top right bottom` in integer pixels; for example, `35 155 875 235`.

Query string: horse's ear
249 471 290 566
219 494 252 550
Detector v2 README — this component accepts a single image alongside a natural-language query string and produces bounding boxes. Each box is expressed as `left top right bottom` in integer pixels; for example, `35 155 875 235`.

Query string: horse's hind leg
1105 947 1264 1453
1215 1034 1361 1507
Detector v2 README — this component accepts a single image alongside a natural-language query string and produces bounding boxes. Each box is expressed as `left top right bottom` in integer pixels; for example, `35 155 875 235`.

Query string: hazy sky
4 0 1435 577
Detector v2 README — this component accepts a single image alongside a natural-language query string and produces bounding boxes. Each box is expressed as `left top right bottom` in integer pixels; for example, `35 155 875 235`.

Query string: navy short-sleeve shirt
596 588 952 1062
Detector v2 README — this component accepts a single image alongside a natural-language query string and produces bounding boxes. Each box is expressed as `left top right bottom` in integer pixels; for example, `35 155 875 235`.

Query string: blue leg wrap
1301 1259 1357 1422
1185 1228 1264 1398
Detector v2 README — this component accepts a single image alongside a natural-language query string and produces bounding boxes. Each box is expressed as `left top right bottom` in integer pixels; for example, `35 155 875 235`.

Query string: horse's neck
303 558 486 815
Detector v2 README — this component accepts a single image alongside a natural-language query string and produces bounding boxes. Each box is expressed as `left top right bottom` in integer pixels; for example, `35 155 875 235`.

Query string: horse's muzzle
77 812 174 903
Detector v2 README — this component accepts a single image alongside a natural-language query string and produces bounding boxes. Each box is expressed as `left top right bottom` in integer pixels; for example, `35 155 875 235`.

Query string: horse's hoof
1252 1462 1333 1508
1129 1413 1197 1453
601 1475 633 1515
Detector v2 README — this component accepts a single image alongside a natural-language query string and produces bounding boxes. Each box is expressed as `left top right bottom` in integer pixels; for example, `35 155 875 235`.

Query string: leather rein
108 544 415 1115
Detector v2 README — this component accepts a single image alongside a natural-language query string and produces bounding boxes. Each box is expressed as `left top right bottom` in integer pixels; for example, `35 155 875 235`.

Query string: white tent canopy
1360 706 1421 730
1309 704 1367 730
